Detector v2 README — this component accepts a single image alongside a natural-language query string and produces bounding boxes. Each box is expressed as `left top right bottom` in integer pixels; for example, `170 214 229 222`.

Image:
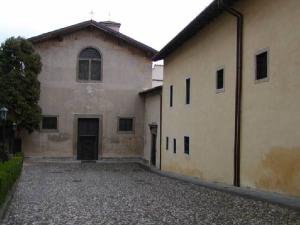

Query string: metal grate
42 116 57 130
119 118 133 132
78 48 101 81
79 48 101 59
91 60 101 80
78 60 89 80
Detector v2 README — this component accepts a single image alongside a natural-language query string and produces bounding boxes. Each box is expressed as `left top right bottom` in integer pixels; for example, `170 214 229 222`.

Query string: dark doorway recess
151 133 157 166
77 118 99 160
149 123 158 166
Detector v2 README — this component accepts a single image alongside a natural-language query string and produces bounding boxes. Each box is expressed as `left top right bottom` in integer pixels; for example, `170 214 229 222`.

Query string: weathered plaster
255 147 300 196
161 0 300 196
23 28 152 159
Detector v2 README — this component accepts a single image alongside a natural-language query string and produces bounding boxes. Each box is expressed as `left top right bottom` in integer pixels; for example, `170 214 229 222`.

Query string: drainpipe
159 92 162 170
219 0 243 187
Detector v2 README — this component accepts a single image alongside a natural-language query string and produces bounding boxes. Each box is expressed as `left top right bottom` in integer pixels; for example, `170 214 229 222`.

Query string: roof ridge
28 20 157 58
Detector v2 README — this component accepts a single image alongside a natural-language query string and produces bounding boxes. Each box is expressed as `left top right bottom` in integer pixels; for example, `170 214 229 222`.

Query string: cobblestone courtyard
1 161 300 225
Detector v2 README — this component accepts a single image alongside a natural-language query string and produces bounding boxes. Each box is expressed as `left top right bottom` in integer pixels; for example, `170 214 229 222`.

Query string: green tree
0 37 42 133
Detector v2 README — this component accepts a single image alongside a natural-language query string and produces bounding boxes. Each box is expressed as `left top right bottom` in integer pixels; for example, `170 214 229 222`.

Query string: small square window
173 138 176 154
184 136 190 155
118 118 134 132
216 68 224 92
256 51 268 81
42 116 58 130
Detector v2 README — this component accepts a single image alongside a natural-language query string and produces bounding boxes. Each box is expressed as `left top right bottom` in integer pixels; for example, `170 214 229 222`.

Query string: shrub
0 144 9 162
0 155 23 205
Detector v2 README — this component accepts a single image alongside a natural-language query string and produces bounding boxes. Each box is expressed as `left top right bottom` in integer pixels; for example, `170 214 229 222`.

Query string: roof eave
139 85 162 95
153 0 238 61
28 20 158 58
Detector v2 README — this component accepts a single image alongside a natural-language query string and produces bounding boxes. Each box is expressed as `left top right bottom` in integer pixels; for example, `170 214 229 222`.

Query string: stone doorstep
140 163 300 212
97 157 147 164
24 157 80 164
24 156 147 164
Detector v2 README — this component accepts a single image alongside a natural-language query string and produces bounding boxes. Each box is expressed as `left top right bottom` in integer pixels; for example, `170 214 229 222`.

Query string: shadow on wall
256 147 300 197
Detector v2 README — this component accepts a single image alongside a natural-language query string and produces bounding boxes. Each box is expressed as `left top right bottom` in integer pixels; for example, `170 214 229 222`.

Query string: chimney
99 21 121 32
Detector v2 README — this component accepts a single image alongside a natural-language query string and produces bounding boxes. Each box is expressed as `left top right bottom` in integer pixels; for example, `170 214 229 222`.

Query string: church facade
23 20 158 161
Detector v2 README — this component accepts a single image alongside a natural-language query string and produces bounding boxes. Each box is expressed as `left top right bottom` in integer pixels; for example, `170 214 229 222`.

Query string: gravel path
1 161 299 225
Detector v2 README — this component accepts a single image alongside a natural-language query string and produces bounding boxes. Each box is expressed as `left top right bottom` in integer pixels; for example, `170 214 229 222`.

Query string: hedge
0 155 23 205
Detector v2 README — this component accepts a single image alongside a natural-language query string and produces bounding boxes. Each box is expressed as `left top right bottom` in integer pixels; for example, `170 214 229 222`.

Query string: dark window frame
166 137 169 150
185 78 190 104
170 85 173 107
41 115 58 131
173 138 176 154
77 47 102 82
216 67 225 93
118 117 135 133
255 49 269 83
184 136 190 155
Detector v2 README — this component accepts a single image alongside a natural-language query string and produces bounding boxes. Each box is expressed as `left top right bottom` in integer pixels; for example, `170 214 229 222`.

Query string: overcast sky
0 0 213 51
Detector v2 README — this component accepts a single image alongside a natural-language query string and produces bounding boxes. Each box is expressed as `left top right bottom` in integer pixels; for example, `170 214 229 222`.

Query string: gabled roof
28 20 157 58
153 0 239 61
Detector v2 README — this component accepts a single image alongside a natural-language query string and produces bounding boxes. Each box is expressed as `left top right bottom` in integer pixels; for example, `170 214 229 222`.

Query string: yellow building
153 0 300 197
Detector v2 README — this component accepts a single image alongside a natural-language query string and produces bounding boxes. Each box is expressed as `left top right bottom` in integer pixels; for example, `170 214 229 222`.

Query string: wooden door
77 118 99 160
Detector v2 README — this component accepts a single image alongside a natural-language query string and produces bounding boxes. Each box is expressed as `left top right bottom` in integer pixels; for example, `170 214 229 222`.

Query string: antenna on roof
89 10 94 20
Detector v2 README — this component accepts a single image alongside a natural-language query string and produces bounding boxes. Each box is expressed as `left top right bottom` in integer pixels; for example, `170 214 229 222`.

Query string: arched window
78 47 102 81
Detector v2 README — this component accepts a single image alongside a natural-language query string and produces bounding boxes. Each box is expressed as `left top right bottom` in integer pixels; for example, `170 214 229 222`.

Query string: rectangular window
170 85 173 107
186 78 190 104
118 118 134 132
256 51 268 81
216 68 224 92
173 138 176 154
42 116 58 130
166 137 169 150
184 136 190 155
78 60 89 80
91 60 101 80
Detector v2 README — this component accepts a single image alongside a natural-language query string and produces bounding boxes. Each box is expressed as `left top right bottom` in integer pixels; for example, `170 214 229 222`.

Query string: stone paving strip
1 162 299 225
